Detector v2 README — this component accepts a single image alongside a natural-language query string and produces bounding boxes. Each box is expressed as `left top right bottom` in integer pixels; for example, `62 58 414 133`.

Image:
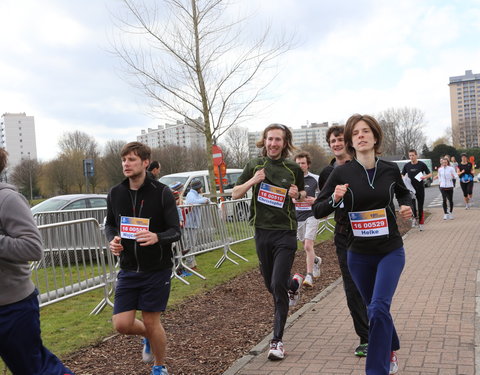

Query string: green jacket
236 157 304 230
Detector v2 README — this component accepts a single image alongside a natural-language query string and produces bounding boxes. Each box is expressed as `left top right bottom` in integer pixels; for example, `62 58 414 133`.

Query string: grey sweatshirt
0 183 43 306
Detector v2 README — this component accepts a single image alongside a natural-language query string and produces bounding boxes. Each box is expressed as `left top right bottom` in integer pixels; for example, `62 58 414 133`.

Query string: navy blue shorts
113 268 172 314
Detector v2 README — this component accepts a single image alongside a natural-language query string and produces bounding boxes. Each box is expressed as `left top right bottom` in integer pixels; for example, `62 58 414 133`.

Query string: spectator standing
184 179 208 269
401 149 432 231
233 123 305 361
313 114 412 375
147 160 161 180
105 142 180 375
0 148 75 375
293 151 322 288
457 153 475 209
317 125 369 357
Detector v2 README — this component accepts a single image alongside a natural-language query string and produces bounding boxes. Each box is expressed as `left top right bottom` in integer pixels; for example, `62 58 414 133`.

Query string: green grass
1 223 334 373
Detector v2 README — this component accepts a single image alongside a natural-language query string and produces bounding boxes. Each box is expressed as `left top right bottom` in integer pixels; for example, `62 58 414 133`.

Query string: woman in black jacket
313 114 412 375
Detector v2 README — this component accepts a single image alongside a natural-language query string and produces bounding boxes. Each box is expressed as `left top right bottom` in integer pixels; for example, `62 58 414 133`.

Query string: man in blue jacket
105 142 181 375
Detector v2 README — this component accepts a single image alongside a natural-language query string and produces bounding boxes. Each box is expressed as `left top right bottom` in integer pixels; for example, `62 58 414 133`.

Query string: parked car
159 169 244 197
31 194 107 215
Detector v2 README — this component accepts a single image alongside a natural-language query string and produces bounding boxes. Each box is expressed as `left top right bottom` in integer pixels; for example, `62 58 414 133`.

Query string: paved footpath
224 207 480 375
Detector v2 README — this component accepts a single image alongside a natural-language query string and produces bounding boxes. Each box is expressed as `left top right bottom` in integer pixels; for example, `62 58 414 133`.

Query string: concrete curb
222 277 343 375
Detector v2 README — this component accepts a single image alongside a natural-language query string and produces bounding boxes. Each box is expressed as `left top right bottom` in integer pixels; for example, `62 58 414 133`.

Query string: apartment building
449 70 480 148
0 112 37 174
248 122 331 157
137 117 205 149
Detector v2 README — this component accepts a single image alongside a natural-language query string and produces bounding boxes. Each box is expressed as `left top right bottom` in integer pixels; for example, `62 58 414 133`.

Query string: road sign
212 145 224 166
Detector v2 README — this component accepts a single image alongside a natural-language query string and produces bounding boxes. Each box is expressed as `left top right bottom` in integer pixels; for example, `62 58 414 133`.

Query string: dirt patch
64 216 412 375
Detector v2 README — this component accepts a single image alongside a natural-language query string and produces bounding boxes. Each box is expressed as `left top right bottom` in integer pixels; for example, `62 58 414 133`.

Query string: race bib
120 216 150 240
348 208 389 238
257 182 287 208
295 202 312 211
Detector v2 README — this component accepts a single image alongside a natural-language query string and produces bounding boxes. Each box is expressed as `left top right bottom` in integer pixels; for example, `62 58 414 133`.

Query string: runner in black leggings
457 153 475 209
401 150 432 231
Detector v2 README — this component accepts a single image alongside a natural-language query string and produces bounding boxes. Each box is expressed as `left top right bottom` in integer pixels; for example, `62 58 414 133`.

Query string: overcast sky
1 0 479 161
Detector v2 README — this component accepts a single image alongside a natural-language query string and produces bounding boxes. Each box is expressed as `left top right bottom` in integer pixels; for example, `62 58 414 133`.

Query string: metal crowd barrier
171 200 251 285
33 207 108 228
32 218 116 315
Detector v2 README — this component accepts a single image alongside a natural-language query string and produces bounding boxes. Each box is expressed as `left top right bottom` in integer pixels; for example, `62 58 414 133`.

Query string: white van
159 169 244 197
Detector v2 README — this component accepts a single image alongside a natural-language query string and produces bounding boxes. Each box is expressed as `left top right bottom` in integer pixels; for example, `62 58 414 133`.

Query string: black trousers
440 187 454 214
412 185 425 223
255 228 297 341
335 231 369 344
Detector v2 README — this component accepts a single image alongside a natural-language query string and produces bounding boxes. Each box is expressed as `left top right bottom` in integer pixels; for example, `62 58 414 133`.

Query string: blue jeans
0 290 74 375
348 247 405 375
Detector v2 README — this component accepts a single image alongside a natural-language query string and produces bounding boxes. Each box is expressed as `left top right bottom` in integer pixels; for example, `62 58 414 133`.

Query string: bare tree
112 0 290 195
220 125 249 168
377 107 426 158
100 140 127 187
10 158 41 201
59 131 100 193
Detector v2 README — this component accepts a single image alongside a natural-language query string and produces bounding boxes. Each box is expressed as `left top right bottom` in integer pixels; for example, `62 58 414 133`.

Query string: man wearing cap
233 123 305 361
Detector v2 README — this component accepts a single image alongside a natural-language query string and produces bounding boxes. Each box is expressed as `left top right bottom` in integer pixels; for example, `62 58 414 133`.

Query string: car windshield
159 176 189 187
31 198 68 214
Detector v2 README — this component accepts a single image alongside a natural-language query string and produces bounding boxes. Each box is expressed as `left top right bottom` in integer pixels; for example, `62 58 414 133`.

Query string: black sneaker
354 343 368 357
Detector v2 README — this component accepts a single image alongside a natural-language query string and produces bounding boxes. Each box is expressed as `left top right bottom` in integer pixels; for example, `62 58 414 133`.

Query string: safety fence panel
33 207 108 228
32 218 116 314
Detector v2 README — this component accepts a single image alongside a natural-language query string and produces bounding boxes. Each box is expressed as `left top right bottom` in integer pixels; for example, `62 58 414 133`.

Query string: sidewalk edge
222 277 343 375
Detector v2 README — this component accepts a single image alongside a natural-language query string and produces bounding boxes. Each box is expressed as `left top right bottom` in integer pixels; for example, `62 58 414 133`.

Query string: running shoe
303 274 313 288
466 204 469 210
313 256 322 278
142 338 154 363
267 340 285 360
151 365 169 375
448 213 454 220
288 273 304 306
443 214 448 220
411 218 417 228
389 351 398 374
354 343 368 357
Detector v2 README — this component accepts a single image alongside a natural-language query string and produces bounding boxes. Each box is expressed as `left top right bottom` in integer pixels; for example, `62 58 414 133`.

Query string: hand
288 184 299 199
109 236 123 256
333 184 349 203
399 205 412 220
135 230 159 246
252 168 266 184
304 196 316 205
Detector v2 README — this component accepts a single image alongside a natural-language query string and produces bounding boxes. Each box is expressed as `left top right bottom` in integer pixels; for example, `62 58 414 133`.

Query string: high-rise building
137 117 205 149
0 112 37 175
248 122 331 157
449 70 480 148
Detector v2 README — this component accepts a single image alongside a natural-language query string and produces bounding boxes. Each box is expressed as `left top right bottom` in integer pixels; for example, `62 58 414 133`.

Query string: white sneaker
288 273 304 307
466 204 469 210
303 274 313 288
389 351 398 374
267 340 285 360
443 214 448 220
411 218 417 228
418 224 424 231
142 338 154 363
448 213 454 220
313 256 322 278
